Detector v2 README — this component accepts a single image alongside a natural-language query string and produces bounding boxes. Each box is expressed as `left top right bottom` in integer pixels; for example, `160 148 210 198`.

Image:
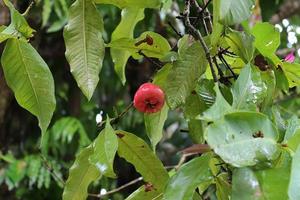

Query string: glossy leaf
1 39 56 134
94 0 161 9
288 146 300 200
110 8 144 84
64 0 105 100
205 112 279 167
116 131 169 193
63 146 101 200
108 31 171 60
201 84 232 121
281 62 300 87
164 154 213 200
255 150 291 200
218 0 255 25
165 35 207 109
232 64 267 110
89 118 118 178
232 168 263 200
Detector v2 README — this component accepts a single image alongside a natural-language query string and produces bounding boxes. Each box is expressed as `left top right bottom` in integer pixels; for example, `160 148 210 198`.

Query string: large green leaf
1 39 55 134
205 112 279 167
94 0 160 9
144 64 171 149
232 168 263 200
64 0 105 100
252 23 281 65
288 146 300 200
284 115 300 142
110 8 144 84
225 30 254 63
116 131 169 193
164 154 213 200
232 64 267 110
216 173 231 200
165 35 207 109
108 31 171 60
63 145 101 200
201 84 232 121
255 150 291 200
89 118 118 178
281 62 300 87
218 0 255 25
3 0 35 39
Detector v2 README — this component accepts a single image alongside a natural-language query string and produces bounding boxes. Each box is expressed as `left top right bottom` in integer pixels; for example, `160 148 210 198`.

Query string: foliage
1 0 300 199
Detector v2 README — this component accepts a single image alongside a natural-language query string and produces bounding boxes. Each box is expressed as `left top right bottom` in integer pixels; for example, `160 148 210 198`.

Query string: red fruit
134 83 165 113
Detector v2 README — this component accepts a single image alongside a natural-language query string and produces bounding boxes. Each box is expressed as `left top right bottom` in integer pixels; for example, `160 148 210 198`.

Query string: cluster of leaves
1 0 300 199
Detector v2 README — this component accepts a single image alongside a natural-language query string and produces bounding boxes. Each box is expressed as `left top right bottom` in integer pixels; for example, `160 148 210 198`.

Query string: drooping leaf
225 30 255 63
252 22 281 65
42 0 53 27
1 39 56 134
218 0 255 25
94 0 161 9
64 0 105 100
165 35 207 109
205 112 279 167
232 168 263 200
144 64 171 149
110 8 144 84
164 154 213 200
63 145 101 200
89 118 118 178
3 0 35 39
255 150 291 200
108 31 171 60
288 146 300 200
116 131 169 194
281 62 300 87
232 64 267 110
201 84 232 121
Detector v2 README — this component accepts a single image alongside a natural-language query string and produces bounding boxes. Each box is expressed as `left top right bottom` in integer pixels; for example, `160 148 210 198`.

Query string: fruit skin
133 83 165 114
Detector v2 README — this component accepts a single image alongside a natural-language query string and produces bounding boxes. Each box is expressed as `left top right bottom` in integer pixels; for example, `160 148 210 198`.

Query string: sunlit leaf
64 0 105 100
1 39 56 134
281 62 300 87
288 146 300 200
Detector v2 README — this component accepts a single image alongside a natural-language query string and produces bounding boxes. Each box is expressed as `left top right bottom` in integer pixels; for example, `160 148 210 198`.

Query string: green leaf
1 39 56 134
252 23 281 65
205 112 279 167
89 118 118 178
216 173 231 200
232 64 267 110
165 35 207 109
201 84 232 121
281 62 300 87
288 146 300 200
144 64 171 149
232 168 263 200
255 150 291 200
108 31 171 60
3 0 35 39
110 8 144 84
6 160 27 187
116 131 169 193
284 115 300 142
63 145 101 200
94 0 161 9
164 154 213 200
64 0 105 100
225 30 254 63
287 130 300 152
184 92 207 119
42 0 53 27
188 119 205 144
125 185 163 200
218 0 255 25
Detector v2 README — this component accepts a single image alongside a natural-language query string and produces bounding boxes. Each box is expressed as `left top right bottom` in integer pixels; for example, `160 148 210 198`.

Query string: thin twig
183 0 218 82
40 155 65 186
193 0 212 27
167 21 183 37
89 177 143 198
97 102 134 128
218 54 237 79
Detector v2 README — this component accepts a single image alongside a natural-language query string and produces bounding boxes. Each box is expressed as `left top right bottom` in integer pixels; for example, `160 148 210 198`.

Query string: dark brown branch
183 0 218 82
167 21 183 38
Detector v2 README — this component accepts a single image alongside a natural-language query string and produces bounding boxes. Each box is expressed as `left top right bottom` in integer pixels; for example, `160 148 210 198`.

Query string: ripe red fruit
133 83 165 114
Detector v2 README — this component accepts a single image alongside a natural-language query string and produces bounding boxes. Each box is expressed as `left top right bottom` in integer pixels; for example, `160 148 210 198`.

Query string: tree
1 0 300 199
